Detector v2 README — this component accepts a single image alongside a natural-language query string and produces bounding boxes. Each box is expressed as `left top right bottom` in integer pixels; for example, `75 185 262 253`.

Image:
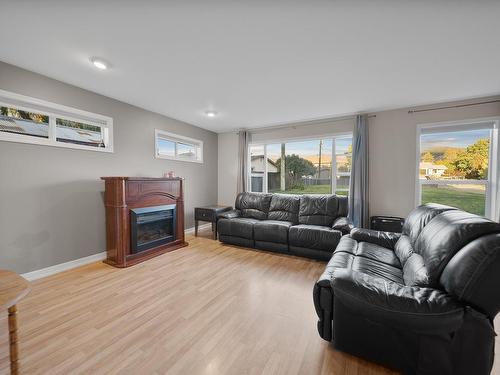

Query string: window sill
155 154 203 164
0 132 113 153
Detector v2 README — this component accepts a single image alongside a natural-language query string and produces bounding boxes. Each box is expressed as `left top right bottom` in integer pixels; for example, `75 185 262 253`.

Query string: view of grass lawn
270 184 348 195
421 185 485 216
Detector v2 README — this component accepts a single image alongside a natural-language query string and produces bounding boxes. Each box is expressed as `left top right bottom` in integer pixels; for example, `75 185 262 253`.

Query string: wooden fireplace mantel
101 176 188 267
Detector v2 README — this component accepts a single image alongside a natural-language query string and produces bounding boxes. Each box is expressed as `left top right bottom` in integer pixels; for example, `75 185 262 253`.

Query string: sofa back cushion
414 210 500 287
394 235 430 287
402 203 456 246
337 196 348 217
440 233 500 319
298 195 341 226
235 192 272 220
268 194 300 224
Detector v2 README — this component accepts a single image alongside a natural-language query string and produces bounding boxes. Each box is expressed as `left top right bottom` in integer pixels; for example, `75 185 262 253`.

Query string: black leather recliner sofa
217 192 350 260
314 203 500 375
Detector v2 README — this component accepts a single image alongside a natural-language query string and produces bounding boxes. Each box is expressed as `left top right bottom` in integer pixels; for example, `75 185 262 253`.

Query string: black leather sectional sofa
314 203 500 375
217 192 350 260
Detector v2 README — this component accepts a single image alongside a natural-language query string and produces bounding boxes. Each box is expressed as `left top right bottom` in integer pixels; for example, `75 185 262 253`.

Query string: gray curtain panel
348 115 369 228
237 130 249 193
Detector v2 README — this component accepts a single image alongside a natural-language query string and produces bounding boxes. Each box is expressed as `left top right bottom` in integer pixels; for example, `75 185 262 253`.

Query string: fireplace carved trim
101 177 188 268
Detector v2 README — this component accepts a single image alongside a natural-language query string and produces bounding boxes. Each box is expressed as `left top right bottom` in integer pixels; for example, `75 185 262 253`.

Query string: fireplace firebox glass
130 204 176 253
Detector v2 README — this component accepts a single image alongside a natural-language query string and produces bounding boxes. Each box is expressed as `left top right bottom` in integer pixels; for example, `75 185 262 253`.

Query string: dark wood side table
0 270 30 375
195 205 232 239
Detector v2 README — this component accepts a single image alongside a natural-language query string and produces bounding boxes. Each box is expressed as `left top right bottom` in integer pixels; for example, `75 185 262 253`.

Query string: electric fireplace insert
130 204 176 254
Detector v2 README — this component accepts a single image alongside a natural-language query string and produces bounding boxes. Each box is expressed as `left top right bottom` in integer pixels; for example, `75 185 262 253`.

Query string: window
248 135 353 195
155 129 203 163
416 119 499 218
0 106 49 139
334 137 352 195
249 144 265 191
55 118 106 148
0 89 113 152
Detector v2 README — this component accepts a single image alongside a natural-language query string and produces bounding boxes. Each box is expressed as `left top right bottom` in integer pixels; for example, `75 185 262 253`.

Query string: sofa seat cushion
335 239 401 269
358 242 401 268
217 217 259 239
328 251 404 284
289 224 341 252
253 220 293 244
351 256 404 284
322 236 404 285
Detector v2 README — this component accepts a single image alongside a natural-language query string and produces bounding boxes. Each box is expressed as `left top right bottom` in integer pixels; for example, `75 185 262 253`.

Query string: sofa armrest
332 217 352 235
316 263 336 288
217 209 241 220
350 228 401 250
314 268 336 341
331 269 464 333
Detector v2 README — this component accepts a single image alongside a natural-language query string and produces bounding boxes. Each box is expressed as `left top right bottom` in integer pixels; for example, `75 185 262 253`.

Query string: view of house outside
250 137 352 195
0 106 105 147
419 128 491 215
0 106 49 138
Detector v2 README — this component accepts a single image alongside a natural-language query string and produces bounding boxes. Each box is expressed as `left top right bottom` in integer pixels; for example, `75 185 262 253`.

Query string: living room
0 2 499 375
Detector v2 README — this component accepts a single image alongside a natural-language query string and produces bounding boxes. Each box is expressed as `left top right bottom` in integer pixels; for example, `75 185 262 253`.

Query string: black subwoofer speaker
370 216 404 233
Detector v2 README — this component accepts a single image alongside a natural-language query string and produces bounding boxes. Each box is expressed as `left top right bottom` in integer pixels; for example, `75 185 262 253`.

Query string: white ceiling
1 1 499 133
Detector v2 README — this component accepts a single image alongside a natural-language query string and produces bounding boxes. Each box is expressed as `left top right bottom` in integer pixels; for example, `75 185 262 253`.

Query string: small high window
0 106 49 139
155 129 203 163
0 89 113 152
55 118 107 148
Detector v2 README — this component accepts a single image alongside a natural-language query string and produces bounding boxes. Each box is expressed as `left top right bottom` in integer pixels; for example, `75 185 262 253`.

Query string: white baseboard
22 224 214 281
22 251 107 281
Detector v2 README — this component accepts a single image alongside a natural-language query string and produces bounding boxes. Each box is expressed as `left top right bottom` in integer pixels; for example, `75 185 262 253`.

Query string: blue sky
158 138 175 156
266 138 352 158
421 129 490 151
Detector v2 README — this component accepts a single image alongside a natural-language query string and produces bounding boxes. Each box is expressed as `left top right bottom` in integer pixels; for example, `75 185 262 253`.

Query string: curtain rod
247 113 376 133
408 99 500 114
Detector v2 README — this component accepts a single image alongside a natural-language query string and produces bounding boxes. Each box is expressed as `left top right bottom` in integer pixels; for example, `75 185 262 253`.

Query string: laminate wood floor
0 228 498 375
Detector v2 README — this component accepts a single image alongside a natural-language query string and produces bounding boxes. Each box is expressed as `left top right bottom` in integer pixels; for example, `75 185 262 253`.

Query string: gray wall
218 132 239 207
218 97 500 218
0 61 218 274
369 97 500 218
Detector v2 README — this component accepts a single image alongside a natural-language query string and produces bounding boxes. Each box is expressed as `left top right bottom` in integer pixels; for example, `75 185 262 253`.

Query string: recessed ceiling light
205 110 217 117
90 57 109 70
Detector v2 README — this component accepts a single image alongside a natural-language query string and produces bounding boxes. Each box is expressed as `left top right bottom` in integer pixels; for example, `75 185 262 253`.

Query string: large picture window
248 135 352 195
416 119 499 218
0 89 113 152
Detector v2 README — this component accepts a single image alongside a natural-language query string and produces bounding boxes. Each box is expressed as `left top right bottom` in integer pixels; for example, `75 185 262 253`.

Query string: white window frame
248 144 266 192
332 134 353 194
155 129 203 163
0 89 113 152
248 132 353 194
415 117 499 219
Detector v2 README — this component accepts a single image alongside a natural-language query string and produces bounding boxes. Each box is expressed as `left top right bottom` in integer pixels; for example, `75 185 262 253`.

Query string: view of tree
420 138 490 180
56 118 101 133
453 139 490 179
440 148 460 175
421 152 434 162
338 144 353 172
0 106 49 123
275 154 316 188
